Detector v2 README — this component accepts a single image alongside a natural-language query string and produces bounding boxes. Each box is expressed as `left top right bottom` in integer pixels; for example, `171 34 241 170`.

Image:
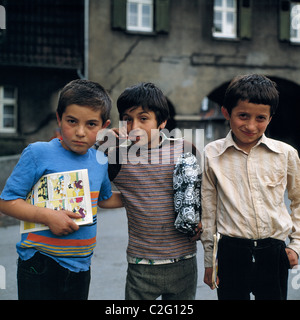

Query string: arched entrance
207 76 300 153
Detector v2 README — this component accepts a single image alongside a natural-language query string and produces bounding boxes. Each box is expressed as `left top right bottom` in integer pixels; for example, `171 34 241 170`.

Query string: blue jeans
125 256 198 300
17 252 90 300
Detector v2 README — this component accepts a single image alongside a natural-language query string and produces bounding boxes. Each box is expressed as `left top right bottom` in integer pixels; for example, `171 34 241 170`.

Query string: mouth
128 130 143 142
241 131 257 137
73 141 87 146
128 136 142 145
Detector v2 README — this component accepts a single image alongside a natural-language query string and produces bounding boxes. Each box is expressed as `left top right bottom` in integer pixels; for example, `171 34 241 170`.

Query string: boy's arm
98 191 123 209
200 152 218 287
286 148 300 266
0 198 81 236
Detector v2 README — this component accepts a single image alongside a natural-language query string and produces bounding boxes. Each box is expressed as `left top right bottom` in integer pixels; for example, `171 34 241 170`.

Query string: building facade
1 0 300 158
89 0 300 151
0 0 84 156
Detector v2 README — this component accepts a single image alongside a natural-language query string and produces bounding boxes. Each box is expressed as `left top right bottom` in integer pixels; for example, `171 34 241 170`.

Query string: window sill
125 29 157 36
212 35 240 42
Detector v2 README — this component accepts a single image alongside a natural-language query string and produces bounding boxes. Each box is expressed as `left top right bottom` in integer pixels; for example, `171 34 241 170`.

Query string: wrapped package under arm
173 152 202 236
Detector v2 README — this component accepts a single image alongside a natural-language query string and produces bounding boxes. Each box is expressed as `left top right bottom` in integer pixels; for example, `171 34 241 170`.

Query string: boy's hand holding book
0 198 81 237
43 207 80 236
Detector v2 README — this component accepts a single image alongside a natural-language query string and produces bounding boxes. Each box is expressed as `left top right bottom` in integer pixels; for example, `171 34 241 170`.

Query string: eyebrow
65 115 100 122
123 110 151 117
237 111 269 115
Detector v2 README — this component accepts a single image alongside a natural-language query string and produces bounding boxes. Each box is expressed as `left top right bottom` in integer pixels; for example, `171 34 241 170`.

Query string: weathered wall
89 0 300 129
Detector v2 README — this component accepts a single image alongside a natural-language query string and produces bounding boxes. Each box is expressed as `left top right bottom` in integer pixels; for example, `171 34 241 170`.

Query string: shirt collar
217 130 282 156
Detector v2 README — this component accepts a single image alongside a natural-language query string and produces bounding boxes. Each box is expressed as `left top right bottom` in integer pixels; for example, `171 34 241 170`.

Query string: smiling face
221 99 272 153
57 104 110 154
121 106 167 148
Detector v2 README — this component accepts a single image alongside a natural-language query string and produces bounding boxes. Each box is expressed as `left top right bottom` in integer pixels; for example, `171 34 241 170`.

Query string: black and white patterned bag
173 152 201 236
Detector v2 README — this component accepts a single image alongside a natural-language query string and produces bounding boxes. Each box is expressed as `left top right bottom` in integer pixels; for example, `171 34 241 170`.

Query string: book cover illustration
20 169 93 233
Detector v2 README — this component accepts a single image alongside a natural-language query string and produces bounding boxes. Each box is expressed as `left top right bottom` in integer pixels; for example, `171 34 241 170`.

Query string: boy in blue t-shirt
0 79 122 300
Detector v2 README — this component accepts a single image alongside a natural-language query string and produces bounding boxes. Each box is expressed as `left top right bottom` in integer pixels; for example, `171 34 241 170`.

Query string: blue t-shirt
0 139 112 272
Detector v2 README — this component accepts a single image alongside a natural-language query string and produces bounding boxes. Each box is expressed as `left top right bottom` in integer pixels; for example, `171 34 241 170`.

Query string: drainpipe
78 0 89 79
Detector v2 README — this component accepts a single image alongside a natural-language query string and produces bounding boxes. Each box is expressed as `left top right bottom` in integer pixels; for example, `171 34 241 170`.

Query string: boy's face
221 99 272 153
121 106 167 148
57 104 110 155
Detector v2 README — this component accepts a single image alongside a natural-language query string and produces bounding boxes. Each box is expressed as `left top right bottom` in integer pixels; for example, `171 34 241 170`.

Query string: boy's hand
286 248 299 269
96 127 128 148
189 221 203 242
204 267 219 290
0 199 80 236
44 209 80 236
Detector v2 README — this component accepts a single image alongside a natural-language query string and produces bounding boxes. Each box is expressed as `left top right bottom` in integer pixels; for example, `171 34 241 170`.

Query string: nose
129 119 139 131
246 118 256 131
76 125 85 137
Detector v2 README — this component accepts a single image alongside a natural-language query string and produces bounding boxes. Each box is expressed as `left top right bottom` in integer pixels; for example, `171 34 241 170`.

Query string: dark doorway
165 97 176 131
267 77 300 152
208 76 300 153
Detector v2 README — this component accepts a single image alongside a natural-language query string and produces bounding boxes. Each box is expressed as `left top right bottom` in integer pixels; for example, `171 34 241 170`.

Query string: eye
257 116 267 122
122 116 132 122
88 122 97 127
67 119 76 124
238 113 248 120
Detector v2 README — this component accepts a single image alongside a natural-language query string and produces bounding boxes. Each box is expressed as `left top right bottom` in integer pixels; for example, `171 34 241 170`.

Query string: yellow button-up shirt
201 131 300 267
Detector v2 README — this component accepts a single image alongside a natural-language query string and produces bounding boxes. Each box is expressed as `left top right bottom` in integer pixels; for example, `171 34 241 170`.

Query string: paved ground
0 207 299 300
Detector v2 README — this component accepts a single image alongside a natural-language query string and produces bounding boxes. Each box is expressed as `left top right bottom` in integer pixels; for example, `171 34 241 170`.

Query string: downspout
78 0 89 79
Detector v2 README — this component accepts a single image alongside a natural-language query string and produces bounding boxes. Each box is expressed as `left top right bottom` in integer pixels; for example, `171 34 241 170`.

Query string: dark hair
223 74 279 115
56 79 112 123
117 82 169 126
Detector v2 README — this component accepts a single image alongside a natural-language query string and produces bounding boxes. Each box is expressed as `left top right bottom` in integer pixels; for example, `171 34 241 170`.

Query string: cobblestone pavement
0 208 299 300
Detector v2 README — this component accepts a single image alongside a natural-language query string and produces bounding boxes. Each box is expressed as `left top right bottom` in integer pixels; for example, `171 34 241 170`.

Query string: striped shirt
108 138 197 262
201 131 300 267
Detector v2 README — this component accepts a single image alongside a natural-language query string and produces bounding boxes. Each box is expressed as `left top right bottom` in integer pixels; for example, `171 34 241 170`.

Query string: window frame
111 0 170 34
290 2 300 43
126 0 154 33
0 86 18 133
213 0 238 39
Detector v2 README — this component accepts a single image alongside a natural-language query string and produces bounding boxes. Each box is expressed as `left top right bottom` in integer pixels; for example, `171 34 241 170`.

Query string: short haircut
117 82 169 126
57 79 112 123
223 74 279 115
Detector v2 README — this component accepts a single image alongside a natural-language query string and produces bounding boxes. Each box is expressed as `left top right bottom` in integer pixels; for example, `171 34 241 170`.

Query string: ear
158 120 167 130
268 116 272 124
56 112 62 127
221 107 231 120
102 119 111 129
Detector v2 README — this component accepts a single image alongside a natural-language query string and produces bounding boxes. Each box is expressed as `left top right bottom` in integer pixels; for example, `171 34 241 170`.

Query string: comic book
20 169 92 233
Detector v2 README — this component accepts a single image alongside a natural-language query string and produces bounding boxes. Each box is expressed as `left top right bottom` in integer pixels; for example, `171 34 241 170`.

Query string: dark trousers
217 236 290 300
17 252 90 300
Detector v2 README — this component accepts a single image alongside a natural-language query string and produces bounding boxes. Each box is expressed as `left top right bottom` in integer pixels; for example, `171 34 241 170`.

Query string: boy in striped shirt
98 82 202 300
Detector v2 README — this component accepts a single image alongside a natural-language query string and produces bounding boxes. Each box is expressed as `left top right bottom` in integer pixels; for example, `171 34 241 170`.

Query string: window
213 0 237 39
112 0 170 34
0 86 17 133
0 4 6 43
291 2 300 42
127 0 153 32
279 0 300 43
